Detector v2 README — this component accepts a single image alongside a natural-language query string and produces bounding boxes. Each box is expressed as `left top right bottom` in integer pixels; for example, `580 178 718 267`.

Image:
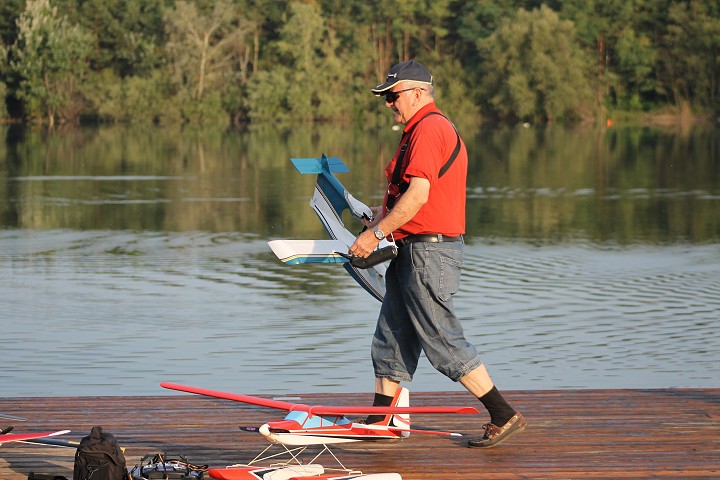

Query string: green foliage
181 90 230 128
83 68 171 124
9 0 92 124
0 39 8 119
660 1 720 112
275 2 327 122
0 0 23 47
246 68 291 123
78 0 164 77
0 41 7 119
478 5 594 122
163 0 253 125
555 0 637 113
424 53 481 124
614 27 657 110
2 0 720 125
0 81 7 119
246 1 357 124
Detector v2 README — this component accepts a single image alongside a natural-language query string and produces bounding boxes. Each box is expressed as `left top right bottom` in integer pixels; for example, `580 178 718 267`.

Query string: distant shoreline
605 104 716 128
1 107 717 129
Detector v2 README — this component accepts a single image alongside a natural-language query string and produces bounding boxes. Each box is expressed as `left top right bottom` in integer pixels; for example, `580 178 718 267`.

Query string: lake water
1 123 719 397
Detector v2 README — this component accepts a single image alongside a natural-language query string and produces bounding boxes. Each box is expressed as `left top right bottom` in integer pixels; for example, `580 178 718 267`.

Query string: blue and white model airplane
268 154 392 301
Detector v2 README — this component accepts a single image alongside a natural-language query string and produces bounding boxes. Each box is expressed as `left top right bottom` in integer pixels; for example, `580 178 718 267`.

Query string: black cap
371 60 433 95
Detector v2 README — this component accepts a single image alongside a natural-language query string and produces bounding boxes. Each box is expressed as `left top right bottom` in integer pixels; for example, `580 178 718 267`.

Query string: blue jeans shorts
371 241 483 382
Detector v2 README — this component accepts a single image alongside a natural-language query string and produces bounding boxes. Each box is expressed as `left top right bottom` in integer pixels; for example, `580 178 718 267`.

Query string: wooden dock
1 389 718 479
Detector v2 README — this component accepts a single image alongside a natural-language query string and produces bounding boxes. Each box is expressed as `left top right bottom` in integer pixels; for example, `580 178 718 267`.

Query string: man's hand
361 206 384 228
350 177 429 258
349 229 380 258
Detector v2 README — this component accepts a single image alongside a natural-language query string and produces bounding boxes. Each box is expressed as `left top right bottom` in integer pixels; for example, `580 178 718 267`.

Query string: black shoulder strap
438 121 462 178
388 112 460 193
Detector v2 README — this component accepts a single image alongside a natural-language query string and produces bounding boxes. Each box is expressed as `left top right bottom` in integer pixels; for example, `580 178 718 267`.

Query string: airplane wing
161 382 304 411
23 437 80 448
0 413 28 422
0 430 70 446
267 154 390 302
161 383 479 416
308 405 479 416
267 239 348 265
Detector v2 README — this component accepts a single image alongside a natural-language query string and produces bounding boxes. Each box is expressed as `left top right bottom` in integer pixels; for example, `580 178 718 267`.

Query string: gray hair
402 80 435 99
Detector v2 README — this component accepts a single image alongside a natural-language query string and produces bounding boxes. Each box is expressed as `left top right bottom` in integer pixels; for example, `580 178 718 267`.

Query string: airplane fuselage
258 411 408 446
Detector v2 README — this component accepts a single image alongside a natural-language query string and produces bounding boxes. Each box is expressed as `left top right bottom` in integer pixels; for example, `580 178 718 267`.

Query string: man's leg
397 243 525 448
377 377 400 396
459 364 494 397
462 365 526 448
461 365 516 426
362 377 401 424
366 253 420 424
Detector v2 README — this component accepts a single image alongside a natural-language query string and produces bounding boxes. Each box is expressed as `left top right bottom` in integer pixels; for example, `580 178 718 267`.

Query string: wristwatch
373 226 385 241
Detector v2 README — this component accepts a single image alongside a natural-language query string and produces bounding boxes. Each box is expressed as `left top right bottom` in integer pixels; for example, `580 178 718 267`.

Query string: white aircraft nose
258 423 283 444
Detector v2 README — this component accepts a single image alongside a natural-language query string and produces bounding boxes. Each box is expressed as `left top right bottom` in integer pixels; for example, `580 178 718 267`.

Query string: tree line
0 0 718 127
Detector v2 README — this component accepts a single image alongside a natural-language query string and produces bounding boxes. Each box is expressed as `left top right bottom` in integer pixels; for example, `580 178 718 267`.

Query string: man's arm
349 176 430 258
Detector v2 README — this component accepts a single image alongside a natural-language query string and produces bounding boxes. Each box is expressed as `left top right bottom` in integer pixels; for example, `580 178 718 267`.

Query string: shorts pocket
438 247 462 302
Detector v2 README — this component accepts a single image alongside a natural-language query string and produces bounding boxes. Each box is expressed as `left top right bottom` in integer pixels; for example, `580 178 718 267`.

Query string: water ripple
1 231 718 396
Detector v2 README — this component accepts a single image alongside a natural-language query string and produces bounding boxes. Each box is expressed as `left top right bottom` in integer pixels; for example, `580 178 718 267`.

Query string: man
349 60 525 448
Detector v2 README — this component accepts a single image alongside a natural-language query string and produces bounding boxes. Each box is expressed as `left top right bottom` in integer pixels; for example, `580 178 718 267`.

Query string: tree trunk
197 31 210 100
372 20 393 80
253 26 259 75
404 29 410 61
43 72 54 126
384 18 391 69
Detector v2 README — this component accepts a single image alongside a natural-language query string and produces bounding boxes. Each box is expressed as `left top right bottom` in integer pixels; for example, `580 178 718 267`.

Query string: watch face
374 229 384 239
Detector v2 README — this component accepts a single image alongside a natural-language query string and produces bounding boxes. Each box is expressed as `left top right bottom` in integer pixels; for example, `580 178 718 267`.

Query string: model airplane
161 382 476 480
161 382 477 447
0 427 70 447
267 154 392 302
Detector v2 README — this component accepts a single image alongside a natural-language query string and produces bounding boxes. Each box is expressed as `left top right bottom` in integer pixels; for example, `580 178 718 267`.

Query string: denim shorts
371 241 483 382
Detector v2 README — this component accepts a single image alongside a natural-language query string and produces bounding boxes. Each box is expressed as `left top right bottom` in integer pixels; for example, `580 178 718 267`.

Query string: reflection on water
2 124 719 242
1 124 719 396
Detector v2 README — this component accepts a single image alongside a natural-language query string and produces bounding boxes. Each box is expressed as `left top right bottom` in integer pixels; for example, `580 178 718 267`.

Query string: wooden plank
0 389 718 479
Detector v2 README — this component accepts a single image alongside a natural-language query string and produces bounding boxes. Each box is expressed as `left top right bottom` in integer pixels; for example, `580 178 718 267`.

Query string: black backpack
74 426 129 480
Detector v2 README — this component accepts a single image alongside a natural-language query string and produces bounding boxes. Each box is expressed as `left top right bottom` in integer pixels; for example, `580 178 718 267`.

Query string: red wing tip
458 407 480 414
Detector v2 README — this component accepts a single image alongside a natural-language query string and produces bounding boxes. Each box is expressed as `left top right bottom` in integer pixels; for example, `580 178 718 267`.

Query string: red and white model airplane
160 382 477 446
0 426 70 447
161 382 478 480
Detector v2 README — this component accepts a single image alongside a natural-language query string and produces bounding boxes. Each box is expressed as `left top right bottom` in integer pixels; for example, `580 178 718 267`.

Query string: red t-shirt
383 103 467 239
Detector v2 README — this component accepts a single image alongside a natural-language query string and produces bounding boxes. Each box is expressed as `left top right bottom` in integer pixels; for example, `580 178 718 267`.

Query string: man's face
384 86 418 124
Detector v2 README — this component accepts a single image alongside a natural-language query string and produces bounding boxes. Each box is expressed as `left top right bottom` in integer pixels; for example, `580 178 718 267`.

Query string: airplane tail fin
291 154 350 175
383 387 411 437
291 154 373 222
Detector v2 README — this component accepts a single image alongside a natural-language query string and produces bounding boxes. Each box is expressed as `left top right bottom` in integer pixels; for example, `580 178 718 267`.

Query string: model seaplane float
161 383 478 480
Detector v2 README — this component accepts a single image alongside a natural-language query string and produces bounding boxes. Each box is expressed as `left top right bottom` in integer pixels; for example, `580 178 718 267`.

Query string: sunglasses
383 87 418 103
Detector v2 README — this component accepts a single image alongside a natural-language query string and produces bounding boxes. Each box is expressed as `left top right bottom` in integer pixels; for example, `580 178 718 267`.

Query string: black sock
366 392 394 424
478 386 516 427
